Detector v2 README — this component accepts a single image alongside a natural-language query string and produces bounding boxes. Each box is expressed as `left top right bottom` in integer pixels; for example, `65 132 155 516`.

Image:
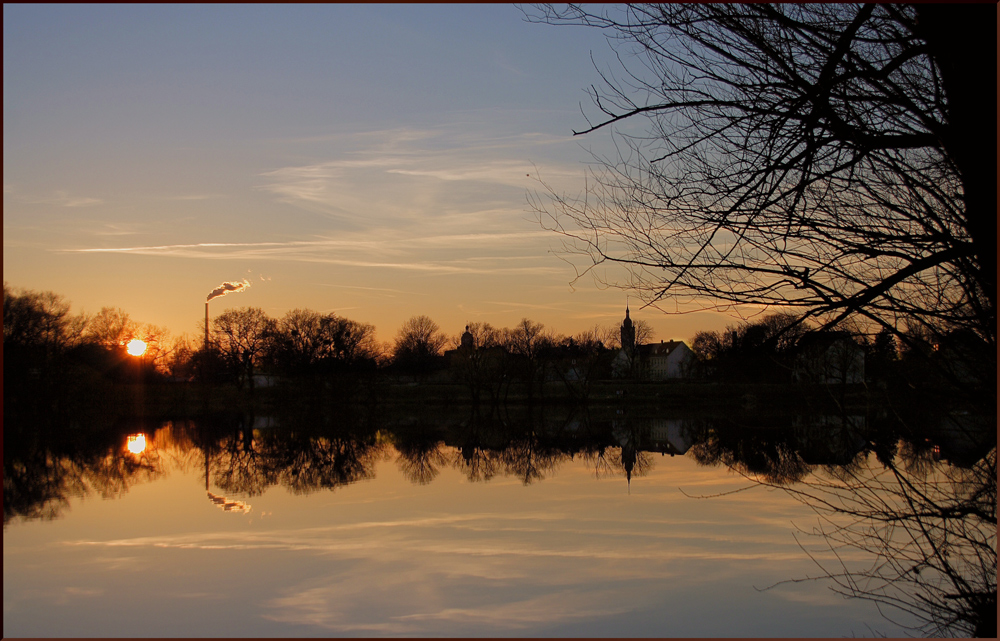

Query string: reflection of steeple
621 439 636 494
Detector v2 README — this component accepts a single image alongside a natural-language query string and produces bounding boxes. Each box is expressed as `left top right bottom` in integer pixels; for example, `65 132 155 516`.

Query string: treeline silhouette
5 283 992 415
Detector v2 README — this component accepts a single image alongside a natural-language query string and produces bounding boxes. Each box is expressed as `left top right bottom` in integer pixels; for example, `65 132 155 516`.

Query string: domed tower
621 305 636 352
460 325 474 350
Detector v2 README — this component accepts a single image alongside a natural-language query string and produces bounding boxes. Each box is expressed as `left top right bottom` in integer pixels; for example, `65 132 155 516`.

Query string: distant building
640 340 695 379
621 305 637 352
460 325 474 350
612 306 694 379
444 325 475 359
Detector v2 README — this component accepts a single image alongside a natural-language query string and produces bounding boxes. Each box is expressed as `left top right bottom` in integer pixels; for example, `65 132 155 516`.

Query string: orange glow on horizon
126 339 147 356
127 434 147 454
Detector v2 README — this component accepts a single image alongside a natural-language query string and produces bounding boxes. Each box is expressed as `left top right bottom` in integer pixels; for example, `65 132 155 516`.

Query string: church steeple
621 304 636 351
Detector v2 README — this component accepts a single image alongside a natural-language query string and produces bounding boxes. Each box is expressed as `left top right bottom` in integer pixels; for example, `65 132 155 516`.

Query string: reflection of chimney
205 302 209 349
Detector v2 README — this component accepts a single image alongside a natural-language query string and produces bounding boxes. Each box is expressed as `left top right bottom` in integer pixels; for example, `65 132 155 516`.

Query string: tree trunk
915 4 997 337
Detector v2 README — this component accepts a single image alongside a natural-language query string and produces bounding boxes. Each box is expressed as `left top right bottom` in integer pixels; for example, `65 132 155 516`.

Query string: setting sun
126 339 147 356
126 434 147 454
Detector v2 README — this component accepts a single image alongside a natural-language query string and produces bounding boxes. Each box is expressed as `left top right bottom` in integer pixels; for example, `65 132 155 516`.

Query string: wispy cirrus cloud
91 224 142 237
57 230 559 275
256 122 578 225
384 159 533 186
16 190 104 208
318 283 428 297
165 193 227 201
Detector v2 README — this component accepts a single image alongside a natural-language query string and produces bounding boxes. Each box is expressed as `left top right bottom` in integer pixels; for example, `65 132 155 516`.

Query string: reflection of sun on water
126 339 147 356
126 434 147 454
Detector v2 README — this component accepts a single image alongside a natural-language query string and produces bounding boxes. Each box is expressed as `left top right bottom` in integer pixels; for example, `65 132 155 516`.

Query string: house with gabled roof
612 306 694 379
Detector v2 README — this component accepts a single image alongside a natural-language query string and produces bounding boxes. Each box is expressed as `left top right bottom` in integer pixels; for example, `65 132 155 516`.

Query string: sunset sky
4 4 733 346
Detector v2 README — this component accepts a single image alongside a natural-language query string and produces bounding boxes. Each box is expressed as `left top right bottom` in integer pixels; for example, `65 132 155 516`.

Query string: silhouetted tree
84 307 137 350
548 329 614 401
391 315 447 377
3 283 86 353
691 312 808 382
526 5 995 384
449 322 512 405
211 307 276 391
69 306 170 380
270 308 381 378
4 283 89 405
164 334 197 381
319 315 381 371
505 318 555 398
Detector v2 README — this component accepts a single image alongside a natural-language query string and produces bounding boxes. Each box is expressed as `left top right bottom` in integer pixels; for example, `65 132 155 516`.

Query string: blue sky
4 4 731 345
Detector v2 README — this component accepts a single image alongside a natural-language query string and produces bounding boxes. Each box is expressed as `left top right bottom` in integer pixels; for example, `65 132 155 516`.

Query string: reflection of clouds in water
81 555 143 572
264 580 636 634
12 586 107 607
62 510 811 564
396 590 634 625
60 509 817 635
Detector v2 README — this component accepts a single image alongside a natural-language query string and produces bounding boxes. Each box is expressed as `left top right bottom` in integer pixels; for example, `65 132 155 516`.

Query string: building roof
635 340 689 357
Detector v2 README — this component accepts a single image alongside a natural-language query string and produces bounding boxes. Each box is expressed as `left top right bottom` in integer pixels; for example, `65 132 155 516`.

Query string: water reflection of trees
199 408 390 496
687 418 817 485
762 445 997 637
684 410 996 637
3 416 163 527
450 406 581 485
5 401 994 637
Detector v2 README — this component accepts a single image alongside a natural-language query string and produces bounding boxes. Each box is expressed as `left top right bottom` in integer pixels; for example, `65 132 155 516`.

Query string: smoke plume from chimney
207 279 251 301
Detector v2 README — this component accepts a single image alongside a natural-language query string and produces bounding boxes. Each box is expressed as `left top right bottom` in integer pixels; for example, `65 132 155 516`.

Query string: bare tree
3 283 86 352
391 315 448 376
450 322 512 405
320 314 381 368
271 308 381 376
211 307 276 391
84 307 137 350
690 312 809 382
505 318 554 396
525 4 994 377
165 334 197 381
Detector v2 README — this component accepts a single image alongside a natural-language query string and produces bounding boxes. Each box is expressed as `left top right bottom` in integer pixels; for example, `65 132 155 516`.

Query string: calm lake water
4 401 994 637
